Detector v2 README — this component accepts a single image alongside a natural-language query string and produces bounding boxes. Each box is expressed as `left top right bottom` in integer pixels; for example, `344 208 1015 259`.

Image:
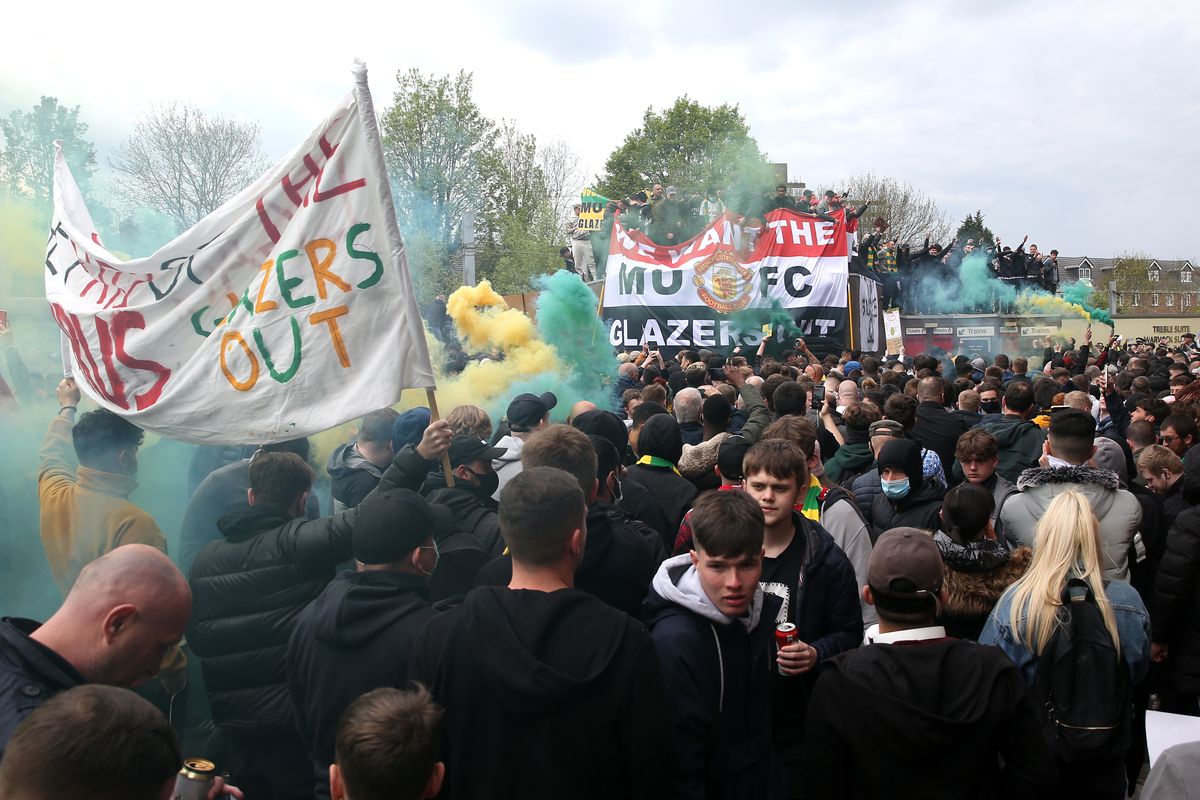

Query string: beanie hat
876 438 925 494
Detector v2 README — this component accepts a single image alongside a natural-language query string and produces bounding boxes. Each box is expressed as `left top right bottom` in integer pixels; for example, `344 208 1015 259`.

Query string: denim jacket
979 578 1151 687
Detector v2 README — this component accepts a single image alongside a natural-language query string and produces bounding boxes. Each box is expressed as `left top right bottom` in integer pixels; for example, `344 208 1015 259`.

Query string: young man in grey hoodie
491 391 557 500
644 490 785 800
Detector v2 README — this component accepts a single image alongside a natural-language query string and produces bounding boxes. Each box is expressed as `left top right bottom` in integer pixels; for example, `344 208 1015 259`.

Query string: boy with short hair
331 686 444 800
645 490 785 800
741 439 862 797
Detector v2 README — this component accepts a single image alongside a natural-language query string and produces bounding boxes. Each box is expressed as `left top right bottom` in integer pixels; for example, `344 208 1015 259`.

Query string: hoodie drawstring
710 624 725 714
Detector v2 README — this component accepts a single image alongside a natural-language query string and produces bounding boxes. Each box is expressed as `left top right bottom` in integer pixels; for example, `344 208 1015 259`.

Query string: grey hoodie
491 434 524 501
650 554 764 632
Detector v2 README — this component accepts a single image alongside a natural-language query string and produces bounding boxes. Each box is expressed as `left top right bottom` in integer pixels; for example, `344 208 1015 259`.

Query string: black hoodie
626 415 697 552
287 570 436 799
474 501 659 618
805 637 1053 799
407 587 674 800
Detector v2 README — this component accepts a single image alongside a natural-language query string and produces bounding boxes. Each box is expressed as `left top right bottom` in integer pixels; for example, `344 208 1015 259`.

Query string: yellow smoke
1016 291 1113 329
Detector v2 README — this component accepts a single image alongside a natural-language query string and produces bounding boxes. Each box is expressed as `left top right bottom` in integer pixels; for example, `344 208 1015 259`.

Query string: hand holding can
775 624 817 676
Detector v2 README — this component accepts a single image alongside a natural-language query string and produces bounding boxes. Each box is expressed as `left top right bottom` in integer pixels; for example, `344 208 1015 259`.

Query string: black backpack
1033 578 1133 762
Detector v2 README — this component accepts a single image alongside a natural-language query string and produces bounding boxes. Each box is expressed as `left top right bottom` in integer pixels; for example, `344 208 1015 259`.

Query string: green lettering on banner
276 249 315 308
619 263 644 294
253 317 302 383
652 269 683 294
347 223 384 289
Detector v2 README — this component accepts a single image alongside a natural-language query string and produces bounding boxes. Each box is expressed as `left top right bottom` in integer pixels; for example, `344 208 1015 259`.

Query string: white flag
45 64 434 444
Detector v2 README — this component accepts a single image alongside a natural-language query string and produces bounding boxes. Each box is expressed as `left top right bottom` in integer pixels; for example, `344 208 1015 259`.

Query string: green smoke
1060 280 1113 326
729 298 802 339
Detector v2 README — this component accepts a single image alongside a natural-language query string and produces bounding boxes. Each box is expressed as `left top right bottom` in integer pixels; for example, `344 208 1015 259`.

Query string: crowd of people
4 320 1200 799
563 183 1062 317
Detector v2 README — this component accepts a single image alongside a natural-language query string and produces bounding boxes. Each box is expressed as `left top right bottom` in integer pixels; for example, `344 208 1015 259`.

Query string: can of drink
173 758 216 800
775 622 798 674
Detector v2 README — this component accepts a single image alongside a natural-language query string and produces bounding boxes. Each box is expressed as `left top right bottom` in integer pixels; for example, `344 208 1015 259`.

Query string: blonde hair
445 404 493 442
1005 490 1120 657
1140 444 1184 477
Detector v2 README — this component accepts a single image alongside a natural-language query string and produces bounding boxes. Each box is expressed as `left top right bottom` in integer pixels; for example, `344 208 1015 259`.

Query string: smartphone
811 385 826 409
1050 404 1071 415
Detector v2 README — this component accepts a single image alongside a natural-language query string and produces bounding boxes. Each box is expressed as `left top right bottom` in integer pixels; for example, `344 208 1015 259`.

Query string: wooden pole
425 388 455 488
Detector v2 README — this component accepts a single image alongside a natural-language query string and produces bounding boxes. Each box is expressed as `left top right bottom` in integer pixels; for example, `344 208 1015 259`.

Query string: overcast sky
3 0 1198 260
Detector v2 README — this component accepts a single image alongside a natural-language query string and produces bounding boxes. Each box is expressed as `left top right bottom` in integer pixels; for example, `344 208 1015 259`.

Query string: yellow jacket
38 413 166 595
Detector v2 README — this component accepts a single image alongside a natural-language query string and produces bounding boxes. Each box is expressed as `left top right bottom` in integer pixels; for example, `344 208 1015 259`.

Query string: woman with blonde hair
980 490 1150 799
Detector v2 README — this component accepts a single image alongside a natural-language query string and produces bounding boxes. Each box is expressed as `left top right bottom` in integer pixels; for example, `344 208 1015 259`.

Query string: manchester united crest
693 253 754 312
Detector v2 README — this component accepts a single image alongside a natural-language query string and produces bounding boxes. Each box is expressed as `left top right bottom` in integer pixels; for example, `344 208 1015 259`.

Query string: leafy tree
841 172 951 246
111 103 269 229
382 69 498 253
1110 251 1153 315
954 210 995 246
0 96 97 208
596 97 771 200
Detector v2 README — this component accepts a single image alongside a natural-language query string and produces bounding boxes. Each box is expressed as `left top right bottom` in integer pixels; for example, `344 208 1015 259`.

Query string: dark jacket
326 441 385 513
976 415 1045 485
420 475 505 601
679 421 704 447
851 467 882 521
475 502 659 618
760 515 863 790
911 402 971 485
935 534 1033 641
805 637 1053 799
822 441 873 485
645 556 786 800
188 445 431 737
1153 508 1200 695
287 571 435 799
179 457 320 574
408 587 673 800
624 464 697 554
869 478 947 542
0 618 87 758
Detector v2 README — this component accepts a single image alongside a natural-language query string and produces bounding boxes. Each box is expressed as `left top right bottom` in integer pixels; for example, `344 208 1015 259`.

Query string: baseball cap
717 435 753 481
970 357 986 371
868 419 905 438
844 360 863 373
448 435 505 468
353 489 455 564
868 527 943 599
507 392 558 432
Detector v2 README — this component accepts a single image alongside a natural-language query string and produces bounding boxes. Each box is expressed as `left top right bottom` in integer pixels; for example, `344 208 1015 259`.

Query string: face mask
980 401 1001 415
466 468 500 497
418 541 439 577
881 477 911 500
610 475 623 503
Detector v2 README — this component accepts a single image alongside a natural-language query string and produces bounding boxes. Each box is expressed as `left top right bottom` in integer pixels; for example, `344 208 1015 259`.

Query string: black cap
448 435 505 468
506 392 558 432
717 435 752 480
353 489 455 564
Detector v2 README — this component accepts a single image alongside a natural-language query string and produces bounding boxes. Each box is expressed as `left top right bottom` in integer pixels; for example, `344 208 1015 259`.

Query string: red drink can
775 623 798 674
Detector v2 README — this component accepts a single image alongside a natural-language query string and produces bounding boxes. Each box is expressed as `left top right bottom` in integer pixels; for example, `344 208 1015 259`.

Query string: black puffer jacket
188 445 433 736
1152 508 1200 695
935 533 1032 641
869 479 946 542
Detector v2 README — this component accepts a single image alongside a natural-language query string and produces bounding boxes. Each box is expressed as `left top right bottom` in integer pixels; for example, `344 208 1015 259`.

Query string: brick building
1058 256 1197 316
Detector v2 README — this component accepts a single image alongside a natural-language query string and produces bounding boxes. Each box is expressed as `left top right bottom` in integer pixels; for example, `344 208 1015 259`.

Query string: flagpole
352 61 453 487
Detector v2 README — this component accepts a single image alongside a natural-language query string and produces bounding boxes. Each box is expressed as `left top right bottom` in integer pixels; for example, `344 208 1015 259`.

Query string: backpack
1033 578 1133 762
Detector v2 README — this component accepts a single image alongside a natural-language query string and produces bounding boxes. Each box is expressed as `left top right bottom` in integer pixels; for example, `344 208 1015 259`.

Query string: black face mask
465 468 500 497
980 400 1001 415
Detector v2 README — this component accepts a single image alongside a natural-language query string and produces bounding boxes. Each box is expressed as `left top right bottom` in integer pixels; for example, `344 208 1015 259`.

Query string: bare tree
842 172 952 246
111 104 269 229
537 138 585 239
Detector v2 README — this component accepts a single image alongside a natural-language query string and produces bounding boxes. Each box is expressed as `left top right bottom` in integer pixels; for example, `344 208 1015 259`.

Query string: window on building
1132 292 1140 306
1152 293 1160 307
1149 269 1161 282
1184 293 1192 308
1183 271 1193 284
1167 293 1175 306
1079 268 1092 281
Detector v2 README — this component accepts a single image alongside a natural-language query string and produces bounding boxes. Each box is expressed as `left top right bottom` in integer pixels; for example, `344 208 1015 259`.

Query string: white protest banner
45 64 434 444
884 308 903 354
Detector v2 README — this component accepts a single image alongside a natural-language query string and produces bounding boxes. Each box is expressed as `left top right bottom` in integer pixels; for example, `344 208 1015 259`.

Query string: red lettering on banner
93 317 131 409
112 311 172 410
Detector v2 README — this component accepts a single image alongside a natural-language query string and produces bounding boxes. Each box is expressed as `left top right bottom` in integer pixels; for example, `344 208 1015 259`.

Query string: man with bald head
568 400 598 425
909 376 968 486
0 544 190 756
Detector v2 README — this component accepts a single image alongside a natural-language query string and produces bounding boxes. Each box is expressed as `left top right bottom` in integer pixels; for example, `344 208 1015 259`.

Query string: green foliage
0 96 96 208
954 210 995 246
1111 251 1152 315
382 69 498 256
487 213 562 296
595 97 771 200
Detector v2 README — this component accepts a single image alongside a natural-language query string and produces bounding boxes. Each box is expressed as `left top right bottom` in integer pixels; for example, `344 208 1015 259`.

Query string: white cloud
2 0 1197 258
